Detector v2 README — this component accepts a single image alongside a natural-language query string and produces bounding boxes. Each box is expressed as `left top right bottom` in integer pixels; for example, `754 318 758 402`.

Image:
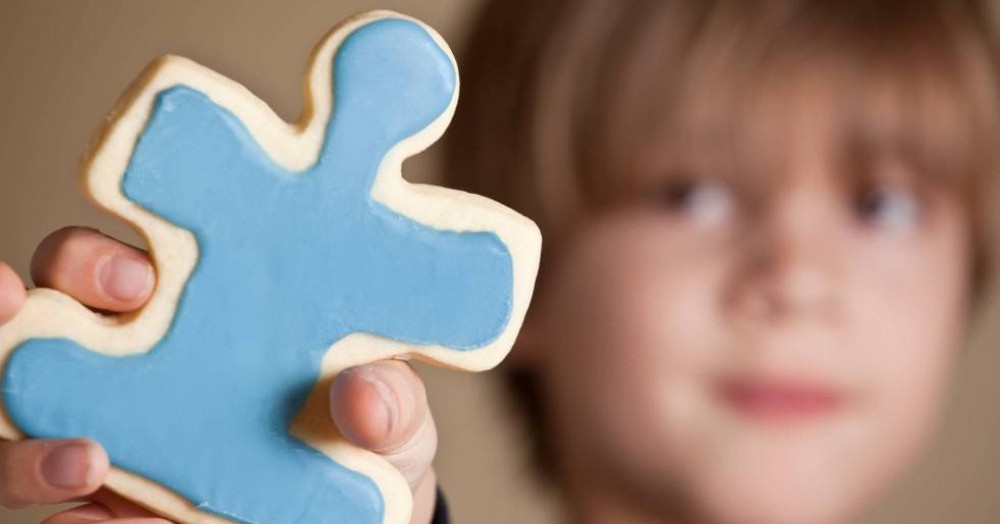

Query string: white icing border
0 10 541 524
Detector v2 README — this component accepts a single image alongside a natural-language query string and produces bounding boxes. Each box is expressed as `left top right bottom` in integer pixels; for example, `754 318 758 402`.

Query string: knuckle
0 446 33 508
384 414 437 488
386 405 437 459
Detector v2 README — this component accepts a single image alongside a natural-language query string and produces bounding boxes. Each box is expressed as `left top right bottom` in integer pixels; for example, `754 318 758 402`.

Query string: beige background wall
1 1 1000 523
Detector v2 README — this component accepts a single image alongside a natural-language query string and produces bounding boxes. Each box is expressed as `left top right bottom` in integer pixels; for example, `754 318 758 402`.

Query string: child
2 0 999 523
443 0 1000 523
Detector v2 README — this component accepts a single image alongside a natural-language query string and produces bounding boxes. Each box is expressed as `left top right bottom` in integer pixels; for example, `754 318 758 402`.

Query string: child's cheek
542 212 737 483
840 203 970 497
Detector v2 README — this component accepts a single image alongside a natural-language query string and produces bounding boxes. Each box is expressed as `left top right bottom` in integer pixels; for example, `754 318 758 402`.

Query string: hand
0 227 440 524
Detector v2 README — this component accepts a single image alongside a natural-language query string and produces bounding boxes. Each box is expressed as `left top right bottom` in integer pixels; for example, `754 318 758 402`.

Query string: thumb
329 360 437 491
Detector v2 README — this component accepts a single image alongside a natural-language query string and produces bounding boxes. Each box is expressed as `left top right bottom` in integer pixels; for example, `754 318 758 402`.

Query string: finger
42 489 168 524
43 504 171 524
46 519 171 524
31 227 154 313
0 262 27 324
330 360 438 491
0 438 108 508
90 487 162 518
42 514 168 524
40 504 112 524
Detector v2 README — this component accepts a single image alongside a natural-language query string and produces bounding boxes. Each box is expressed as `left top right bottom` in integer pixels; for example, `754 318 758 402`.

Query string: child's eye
853 184 923 233
651 177 734 227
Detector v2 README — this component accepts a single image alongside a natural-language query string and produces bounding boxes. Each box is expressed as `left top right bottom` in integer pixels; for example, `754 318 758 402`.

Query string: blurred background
2 1 1000 523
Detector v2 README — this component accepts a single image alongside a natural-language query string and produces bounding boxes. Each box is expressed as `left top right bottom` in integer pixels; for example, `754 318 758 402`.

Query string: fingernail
99 255 153 302
360 371 396 437
41 443 96 489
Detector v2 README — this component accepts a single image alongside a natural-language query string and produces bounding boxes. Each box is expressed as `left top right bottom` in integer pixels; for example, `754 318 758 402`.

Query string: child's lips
716 376 844 423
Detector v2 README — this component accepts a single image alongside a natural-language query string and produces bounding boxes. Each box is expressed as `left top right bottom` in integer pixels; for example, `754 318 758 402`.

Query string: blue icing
3 18 513 524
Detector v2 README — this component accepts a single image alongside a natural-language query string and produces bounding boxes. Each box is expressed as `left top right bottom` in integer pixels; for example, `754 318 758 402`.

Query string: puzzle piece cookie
0 10 540 524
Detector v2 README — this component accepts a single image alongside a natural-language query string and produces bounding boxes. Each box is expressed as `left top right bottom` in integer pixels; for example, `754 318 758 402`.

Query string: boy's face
537 82 972 524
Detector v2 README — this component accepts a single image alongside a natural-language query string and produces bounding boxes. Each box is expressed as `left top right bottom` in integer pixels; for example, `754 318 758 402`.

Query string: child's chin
694 479 863 524
689 449 872 524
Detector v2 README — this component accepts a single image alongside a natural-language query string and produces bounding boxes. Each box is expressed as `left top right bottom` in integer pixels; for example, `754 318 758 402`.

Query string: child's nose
729 187 841 323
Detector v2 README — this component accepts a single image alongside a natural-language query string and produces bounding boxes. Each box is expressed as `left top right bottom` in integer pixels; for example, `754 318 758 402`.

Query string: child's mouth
716 376 843 423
